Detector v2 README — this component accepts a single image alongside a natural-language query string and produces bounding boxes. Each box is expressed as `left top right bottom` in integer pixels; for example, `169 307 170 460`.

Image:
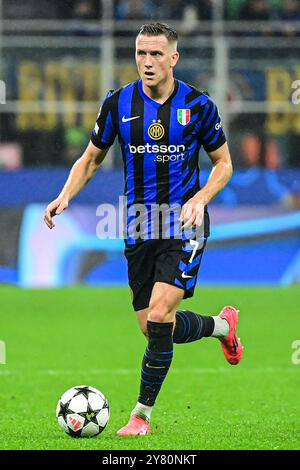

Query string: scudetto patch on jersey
177 109 191 126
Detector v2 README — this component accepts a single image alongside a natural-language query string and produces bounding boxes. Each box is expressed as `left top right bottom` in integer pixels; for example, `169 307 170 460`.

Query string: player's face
135 34 179 88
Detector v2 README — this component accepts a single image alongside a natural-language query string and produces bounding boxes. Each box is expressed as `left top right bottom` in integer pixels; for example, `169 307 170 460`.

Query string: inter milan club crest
177 109 191 126
148 120 165 140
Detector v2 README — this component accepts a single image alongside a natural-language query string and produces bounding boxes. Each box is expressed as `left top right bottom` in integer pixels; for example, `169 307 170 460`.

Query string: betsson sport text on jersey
128 143 186 162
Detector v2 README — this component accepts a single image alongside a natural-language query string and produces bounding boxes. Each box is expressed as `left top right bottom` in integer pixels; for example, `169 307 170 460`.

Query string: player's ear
171 51 179 68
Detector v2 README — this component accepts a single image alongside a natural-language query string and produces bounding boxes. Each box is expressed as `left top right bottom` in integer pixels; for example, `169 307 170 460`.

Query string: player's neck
142 77 175 104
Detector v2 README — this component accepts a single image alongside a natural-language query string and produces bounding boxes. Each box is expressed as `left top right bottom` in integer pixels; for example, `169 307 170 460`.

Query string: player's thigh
136 282 184 328
148 281 184 323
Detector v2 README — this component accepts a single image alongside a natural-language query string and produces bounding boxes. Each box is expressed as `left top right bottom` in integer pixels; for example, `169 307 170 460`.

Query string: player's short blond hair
137 22 178 45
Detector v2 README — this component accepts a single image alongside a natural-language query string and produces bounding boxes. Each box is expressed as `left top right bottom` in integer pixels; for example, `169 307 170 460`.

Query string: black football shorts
124 236 207 311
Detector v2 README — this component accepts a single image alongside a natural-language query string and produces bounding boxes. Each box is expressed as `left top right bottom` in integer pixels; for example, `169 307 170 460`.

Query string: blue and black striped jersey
91 79 226 243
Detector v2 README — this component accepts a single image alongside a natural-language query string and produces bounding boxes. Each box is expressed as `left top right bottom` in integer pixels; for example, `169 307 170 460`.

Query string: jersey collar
138 79 179 108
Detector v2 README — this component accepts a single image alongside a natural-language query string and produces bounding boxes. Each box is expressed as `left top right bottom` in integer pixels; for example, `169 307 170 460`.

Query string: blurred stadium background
0 0 300 288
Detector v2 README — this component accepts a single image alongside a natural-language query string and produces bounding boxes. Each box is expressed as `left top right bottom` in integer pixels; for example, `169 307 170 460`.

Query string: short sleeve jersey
91 79 226 243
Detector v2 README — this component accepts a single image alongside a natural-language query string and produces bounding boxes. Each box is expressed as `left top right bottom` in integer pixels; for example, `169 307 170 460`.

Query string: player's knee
148 298 172 323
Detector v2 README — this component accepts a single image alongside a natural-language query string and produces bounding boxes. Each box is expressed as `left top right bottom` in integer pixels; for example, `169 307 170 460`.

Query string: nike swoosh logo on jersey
122 115 140 122
182 273 193 279
146 363 166 369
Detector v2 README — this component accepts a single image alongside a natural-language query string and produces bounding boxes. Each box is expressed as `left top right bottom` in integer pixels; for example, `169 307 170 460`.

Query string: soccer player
44 22 243 436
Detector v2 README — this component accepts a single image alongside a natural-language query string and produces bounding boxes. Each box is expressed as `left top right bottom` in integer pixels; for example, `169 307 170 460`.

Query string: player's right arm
44 141 108 229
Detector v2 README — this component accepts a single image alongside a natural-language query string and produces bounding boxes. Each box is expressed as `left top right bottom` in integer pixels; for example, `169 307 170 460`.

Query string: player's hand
44 197 69 229
180 197 205 230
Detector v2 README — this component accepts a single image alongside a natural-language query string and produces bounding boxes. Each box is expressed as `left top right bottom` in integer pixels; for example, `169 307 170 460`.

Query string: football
56 385 109 437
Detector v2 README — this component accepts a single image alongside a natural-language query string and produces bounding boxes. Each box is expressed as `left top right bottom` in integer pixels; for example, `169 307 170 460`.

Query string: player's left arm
180 142 232 229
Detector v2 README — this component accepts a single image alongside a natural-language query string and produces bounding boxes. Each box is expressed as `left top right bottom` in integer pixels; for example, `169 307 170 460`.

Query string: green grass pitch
0 285 299 450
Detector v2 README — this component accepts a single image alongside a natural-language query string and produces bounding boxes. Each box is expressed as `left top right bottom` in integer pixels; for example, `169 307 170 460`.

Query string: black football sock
173 310 215 343
138 321 174 407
